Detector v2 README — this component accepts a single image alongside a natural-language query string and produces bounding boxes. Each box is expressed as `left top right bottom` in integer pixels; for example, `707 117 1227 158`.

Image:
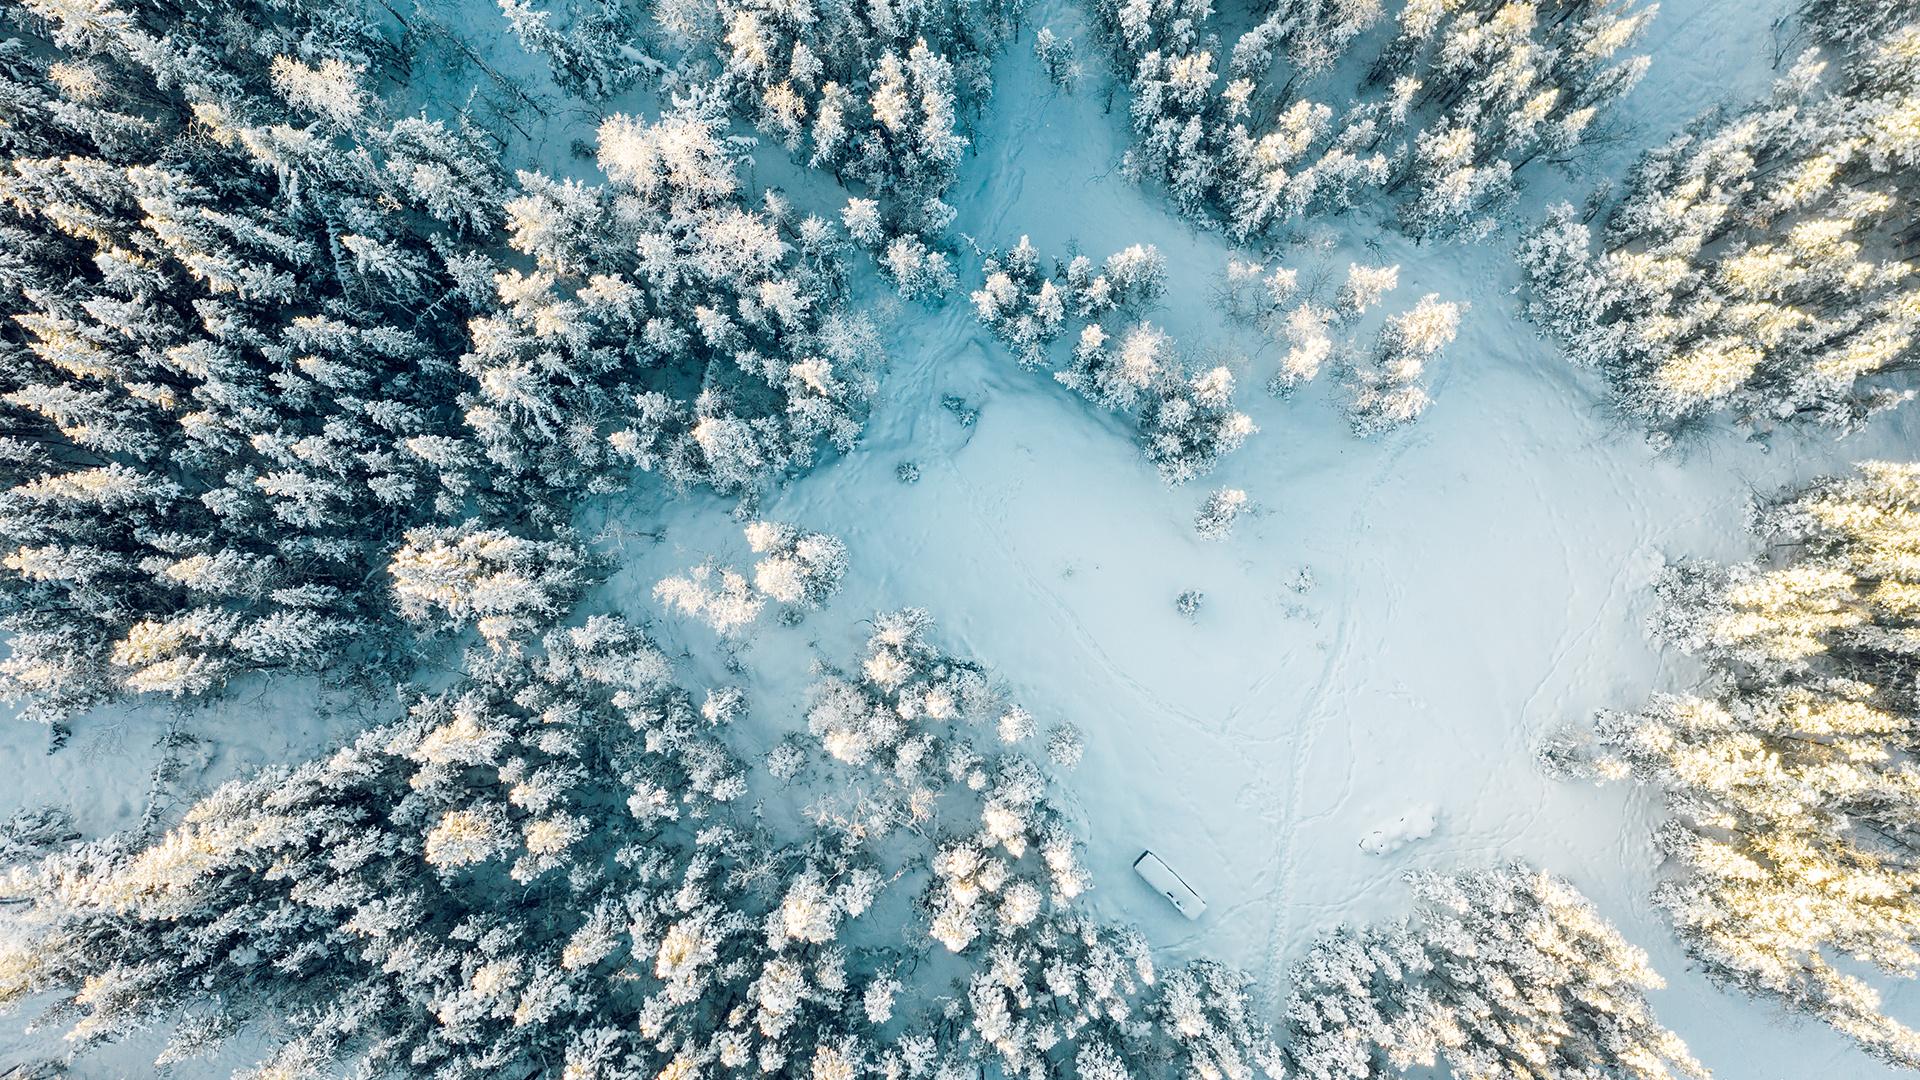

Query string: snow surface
5 0 1920 1076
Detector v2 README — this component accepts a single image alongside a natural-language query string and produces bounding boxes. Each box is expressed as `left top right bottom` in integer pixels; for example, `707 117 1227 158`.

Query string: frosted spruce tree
0 0 515 721
0 618 918 1080
1549 461 1920 1066
471 96 883 498
1285 865 1707 1080
1520 24 1920 433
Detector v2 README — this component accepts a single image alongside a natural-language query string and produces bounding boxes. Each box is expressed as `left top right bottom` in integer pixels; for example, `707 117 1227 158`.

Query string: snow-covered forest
0 0 1916 1075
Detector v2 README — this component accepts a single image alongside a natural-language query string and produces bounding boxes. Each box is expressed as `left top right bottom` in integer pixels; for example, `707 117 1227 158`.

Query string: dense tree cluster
1063 321 1259 483
968 236 1254 482
614 0 1021 236
474 99 883 497
1285 864 1707 1080
0 601 1709 1080
1094 0 1655 240
0 618 903 1079
0 2 1869 1079
0 1 887 723
1520 23 1920 433
0 0 508 722
1548 461 1920 1066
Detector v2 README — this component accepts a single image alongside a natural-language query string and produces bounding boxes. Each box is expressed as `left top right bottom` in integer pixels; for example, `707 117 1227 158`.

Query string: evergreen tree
0 619 899 1080
1285 865 1706 1080
1521 26 1920 433
0 0 509 721
1550 461 1920 1066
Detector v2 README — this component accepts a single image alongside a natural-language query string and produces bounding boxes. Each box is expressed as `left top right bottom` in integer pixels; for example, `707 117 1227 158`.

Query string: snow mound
1359 805 1439 855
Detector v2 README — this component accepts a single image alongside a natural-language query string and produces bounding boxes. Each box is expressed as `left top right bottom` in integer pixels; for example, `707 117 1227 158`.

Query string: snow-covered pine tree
477 98 882 499
0 618 909 1079
1195 487 1251 539
1551 461 1920 1066
1284 864 1707 1080
500 0 644 99
1347 293 1464 434
1036 27 1083 91
0 0 514 721
1520 25 1920 433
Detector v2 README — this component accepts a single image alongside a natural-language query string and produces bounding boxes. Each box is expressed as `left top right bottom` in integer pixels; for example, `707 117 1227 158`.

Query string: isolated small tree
745 520 849 608
1195 487 1250 539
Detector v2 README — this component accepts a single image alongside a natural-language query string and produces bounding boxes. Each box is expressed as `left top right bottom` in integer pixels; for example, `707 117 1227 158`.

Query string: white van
1133 850 1206 920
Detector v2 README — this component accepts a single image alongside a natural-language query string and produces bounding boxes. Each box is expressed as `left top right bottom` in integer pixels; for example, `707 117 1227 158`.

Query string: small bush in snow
1176 590 1205 619
1195 488 1250 540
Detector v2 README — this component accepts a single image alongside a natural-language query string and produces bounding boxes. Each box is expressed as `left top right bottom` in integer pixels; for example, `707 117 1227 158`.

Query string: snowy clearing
4 0 1919 1075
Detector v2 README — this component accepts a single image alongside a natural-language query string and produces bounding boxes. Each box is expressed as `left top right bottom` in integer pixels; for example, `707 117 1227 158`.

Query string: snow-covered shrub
1520 32 1920 432
1336 262 1401 317
1271 302 1340 395
1177 589 1206 619
1046 723 1085 768
1195 487 1251 539
655 562 767 636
